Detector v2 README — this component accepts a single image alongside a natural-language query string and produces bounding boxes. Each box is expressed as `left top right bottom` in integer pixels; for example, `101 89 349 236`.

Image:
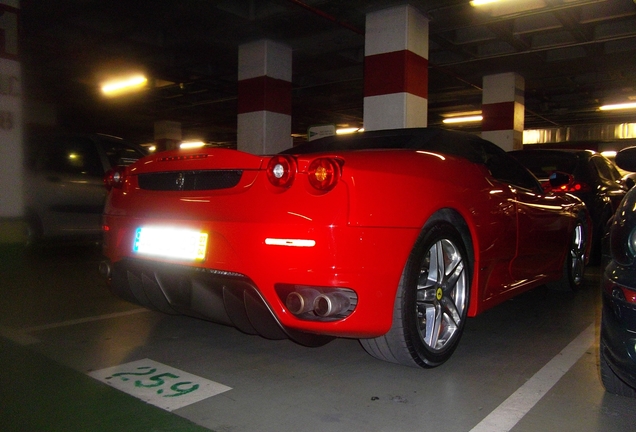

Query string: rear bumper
102 214 419 339
103 258 334 346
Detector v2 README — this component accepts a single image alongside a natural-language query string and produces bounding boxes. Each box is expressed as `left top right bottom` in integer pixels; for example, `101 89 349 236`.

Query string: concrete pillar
154 120 182 152
481 72 525 151
237 39 292 154
0 0 24 245
363 5 429 131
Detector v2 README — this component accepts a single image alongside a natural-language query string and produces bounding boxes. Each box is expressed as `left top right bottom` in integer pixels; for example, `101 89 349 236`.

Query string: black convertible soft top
281 127 506 166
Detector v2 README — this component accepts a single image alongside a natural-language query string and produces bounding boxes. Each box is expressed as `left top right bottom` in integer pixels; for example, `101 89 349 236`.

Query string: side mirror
615 147 636 172
548 171 573 189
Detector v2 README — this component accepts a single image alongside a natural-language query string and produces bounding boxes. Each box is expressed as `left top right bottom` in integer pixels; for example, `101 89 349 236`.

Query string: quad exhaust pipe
286 288 353 318
313 292 351 317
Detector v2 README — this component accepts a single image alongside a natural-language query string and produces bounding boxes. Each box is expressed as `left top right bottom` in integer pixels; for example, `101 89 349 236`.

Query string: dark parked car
600 146 636 397
24 133 146 245
509 149 629 262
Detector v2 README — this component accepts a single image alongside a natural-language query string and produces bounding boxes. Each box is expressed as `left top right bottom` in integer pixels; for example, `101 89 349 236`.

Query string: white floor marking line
470 323 595 432
0 326 41 345
0 309 151 346
22 308 150 332
89 358 232 411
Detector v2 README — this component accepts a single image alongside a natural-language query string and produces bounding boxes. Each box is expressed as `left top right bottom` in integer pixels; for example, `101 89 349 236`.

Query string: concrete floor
1 242 635 432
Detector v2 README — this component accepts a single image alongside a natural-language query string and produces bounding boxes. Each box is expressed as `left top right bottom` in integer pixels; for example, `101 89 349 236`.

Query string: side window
99 139 146 168
603 156 622 182
592 156 617 182
486 153 542 192
42 137 103 176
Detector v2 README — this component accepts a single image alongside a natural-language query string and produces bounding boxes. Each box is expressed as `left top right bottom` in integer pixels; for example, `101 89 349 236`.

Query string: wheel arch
421 208 477 309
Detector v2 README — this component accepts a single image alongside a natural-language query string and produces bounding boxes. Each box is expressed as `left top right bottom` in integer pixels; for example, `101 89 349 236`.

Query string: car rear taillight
556 181 592 193
103 166 127 191
307 158 341 192
267 155 297 188
622 287 636 305
605 283 636 305
543 180 592 193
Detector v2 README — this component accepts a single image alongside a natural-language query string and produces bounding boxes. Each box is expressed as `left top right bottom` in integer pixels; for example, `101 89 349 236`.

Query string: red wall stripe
482 101 515 131
364 50 428 99
237 76 292 115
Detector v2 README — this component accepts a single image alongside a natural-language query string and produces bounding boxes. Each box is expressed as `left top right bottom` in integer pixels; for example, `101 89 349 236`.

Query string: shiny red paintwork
102 140 588 339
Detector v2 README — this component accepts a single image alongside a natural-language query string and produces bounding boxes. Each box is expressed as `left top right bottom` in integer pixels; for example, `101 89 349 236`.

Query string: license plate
133 226 208 261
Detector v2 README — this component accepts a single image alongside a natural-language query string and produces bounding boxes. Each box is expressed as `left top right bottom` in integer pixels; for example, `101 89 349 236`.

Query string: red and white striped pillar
481 72 525 151
237 39 292 154
154 120 182 152
363 5 429 131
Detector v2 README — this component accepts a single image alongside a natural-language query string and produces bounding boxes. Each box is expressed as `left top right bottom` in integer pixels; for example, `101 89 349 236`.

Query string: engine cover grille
138 170 243 191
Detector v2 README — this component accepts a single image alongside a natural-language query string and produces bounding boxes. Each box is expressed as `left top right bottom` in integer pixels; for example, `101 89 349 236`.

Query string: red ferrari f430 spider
100 128 590 368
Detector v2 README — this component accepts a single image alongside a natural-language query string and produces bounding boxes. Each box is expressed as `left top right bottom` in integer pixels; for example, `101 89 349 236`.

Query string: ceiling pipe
285 0 364 35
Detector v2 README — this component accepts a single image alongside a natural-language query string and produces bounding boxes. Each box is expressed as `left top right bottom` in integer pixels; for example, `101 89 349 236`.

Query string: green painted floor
0 333 211 431
0 243 211 431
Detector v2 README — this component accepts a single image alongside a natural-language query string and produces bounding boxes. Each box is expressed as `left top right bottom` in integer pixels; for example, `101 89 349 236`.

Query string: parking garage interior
2 1 636 431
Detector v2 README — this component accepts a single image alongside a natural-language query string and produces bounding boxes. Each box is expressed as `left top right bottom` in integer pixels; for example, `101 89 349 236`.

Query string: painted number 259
107 366 200 397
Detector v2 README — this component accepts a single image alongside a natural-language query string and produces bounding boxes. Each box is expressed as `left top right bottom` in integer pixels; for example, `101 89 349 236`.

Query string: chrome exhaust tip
314 292 351 317
286 288 320 315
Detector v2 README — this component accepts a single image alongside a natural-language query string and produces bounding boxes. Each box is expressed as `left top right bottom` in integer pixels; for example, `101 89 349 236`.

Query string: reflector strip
265 238 316 247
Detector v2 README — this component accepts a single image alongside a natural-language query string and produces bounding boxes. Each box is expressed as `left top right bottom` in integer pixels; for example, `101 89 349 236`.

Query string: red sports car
100 128 590 368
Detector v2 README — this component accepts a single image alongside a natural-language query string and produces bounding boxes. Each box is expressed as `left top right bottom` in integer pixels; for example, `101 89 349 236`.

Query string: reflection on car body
24 133 146 245
100 128 591 368
509 148 628 262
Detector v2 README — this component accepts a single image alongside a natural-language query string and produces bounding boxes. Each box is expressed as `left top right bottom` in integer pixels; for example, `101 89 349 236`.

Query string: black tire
360 220 472 368
547 219 586 292
590 207 613 265
600 343 636 397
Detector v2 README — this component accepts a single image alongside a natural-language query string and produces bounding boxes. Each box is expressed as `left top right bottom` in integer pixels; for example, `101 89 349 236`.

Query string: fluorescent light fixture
470 0 502 6
180 141 206 149
101 74 148 96
599 102 636 111
336 127 362 135
443 115 483 124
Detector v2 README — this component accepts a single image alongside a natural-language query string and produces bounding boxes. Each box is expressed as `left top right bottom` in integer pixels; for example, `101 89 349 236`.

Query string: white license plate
133 227 208 261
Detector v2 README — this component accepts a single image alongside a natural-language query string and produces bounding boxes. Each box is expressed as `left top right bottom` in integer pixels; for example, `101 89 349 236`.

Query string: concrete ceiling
19 0 636 146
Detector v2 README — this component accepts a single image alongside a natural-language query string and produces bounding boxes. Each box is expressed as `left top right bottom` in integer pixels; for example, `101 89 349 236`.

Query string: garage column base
0 217 27 245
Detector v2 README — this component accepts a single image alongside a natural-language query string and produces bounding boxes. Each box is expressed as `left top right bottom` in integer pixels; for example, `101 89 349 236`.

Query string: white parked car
24 133 146 245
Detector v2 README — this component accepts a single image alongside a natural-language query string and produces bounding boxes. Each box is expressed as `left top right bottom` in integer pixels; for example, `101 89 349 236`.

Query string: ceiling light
599 102 636 111
180 141 206 149
336 127 362 135
442 115 483 124
101 74 148 96
470 0 501 5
